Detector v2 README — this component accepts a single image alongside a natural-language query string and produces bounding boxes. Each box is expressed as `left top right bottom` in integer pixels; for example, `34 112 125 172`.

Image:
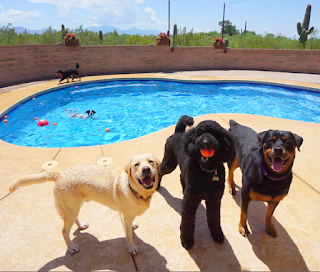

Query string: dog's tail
75 63 80 69
229 119 239 127
9 171 60 192
175 115 194 133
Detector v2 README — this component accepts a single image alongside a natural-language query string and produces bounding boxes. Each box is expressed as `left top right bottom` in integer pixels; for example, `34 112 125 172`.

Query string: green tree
219 20 239 36
41 26 59 44
0 23 16 45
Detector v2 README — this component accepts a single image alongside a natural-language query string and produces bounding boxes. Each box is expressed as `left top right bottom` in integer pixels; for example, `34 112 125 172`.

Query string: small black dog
160 115 234 249
55 63 81 83
227 120 303 237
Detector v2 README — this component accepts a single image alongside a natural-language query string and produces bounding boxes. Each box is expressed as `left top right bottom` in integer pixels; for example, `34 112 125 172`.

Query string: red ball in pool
37 119 49 127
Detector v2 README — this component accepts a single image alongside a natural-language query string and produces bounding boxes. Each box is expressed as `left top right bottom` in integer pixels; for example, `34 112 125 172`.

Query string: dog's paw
78 222 89 230
228 187 236 196
68 244 80 254
239 225 249 237
181 236 194 250
211 231 224 244
128 245 139 255
132 222 139 230
266 226 278 237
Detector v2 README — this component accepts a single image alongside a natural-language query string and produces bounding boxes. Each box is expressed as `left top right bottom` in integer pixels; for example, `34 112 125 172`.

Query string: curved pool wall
1 76 320 148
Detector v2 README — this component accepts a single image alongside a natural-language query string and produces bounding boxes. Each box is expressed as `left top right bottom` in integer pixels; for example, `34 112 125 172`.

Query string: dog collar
127 180 151 202
198 161 216 174
259 161 291 181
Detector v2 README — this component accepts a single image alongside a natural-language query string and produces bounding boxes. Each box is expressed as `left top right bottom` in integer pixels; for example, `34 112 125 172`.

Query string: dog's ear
154 157 161 175
183 127 198 158
257 130 270 146
154 157 161 167
220 130 235 162
292 133 303 151
124 160 132 176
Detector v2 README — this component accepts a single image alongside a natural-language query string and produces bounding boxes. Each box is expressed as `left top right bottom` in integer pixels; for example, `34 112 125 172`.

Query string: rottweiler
55 63 81 83
227 119 303 237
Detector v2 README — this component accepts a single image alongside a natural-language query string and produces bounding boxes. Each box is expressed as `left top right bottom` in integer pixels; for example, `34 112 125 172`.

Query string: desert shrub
1 24 320 50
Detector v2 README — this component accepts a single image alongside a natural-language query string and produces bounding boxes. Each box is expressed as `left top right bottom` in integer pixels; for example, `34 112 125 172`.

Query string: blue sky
0 0 319 38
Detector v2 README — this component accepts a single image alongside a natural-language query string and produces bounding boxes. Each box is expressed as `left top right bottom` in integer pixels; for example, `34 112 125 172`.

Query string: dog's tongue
272 157 283 172
142 176 153 187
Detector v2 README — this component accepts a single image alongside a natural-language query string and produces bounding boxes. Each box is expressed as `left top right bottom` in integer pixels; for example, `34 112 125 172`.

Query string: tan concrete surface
0 71 320 271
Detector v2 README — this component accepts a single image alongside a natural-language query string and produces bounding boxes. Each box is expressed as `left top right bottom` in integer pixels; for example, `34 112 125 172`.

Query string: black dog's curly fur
160 115 234 249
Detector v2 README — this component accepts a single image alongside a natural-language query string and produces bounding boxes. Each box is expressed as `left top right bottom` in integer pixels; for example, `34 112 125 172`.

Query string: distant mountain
86 25 123 34
123 27 161 36
14 25 161 36
14 27 47 35
87 25 161 36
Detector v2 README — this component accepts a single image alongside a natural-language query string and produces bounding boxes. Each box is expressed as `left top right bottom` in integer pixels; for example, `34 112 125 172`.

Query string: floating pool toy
4 115 8 118
34 117 39 120
53 123 57 125
200 148 215 158
105 128 110 132
3 120 8 123
37 119 49 127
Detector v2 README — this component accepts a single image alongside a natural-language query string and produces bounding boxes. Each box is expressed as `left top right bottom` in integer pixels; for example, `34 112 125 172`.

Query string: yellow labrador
9 153 160 255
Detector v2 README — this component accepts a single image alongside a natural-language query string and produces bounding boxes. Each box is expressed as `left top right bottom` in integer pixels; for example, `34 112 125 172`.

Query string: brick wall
1 44 320 87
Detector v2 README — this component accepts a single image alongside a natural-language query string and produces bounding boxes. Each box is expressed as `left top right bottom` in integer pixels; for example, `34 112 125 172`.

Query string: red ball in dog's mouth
200 148 215 158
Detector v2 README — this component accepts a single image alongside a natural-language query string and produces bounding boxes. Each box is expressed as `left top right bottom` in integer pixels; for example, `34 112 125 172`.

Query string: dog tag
212 175 219 182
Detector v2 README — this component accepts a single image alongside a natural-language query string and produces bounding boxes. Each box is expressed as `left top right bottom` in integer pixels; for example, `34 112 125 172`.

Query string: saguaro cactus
224 38 229 48
224 38 229 53
297 4 314 44
99 30 103 41
173 24 178 47
61 24 66 40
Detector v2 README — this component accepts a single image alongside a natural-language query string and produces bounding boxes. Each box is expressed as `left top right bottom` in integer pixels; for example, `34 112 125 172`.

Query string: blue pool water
1 80 320 148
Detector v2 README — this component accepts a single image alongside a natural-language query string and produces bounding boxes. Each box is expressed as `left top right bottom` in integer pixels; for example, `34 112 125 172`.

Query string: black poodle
160 115 234 249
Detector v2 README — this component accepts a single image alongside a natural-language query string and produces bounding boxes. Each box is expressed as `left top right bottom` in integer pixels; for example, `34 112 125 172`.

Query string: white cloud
55 5 72 20
29 0 144 25
0 5 4 10
136 7 166 25
0 9 43 23
72 10 81 22
145 7 157 23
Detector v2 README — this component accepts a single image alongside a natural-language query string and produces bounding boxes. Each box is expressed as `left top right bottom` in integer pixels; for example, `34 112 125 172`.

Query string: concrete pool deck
0 70 320 271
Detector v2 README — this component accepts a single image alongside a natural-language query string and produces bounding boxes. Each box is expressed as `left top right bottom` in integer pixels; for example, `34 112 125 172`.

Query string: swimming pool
1 80 320 148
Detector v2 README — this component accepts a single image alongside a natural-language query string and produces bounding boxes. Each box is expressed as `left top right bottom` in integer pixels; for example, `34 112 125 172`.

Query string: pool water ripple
1 80 320 148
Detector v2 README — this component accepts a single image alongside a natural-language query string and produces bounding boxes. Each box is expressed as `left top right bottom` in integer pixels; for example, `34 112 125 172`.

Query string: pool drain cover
97 157 113 166
41 160 59 170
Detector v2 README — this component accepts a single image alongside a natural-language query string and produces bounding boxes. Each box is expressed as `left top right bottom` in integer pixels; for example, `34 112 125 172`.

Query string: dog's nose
142 166 151 174
273 146 283 154
202 139 209 148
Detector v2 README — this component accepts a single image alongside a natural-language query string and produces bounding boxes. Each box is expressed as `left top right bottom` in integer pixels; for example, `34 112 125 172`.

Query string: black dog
227 120 303 237
160 115 234 249
55 63 81 83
